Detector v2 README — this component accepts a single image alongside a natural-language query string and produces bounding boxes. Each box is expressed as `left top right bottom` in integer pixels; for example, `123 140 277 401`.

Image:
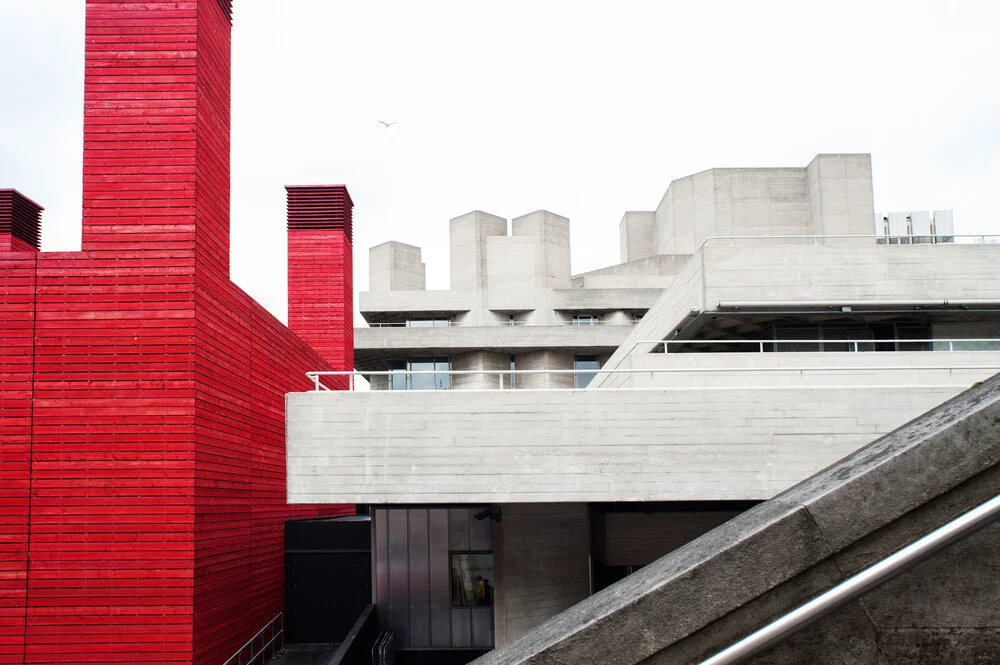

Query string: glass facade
572 314 600 326
389 357 452 390
574 354 600 388
407 317 451 327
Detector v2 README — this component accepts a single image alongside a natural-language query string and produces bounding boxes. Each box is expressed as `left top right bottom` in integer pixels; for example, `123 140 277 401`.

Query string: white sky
1 1 999 326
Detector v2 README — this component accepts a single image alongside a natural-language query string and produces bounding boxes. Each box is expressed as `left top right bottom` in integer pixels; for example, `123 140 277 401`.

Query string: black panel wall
285 516 373 644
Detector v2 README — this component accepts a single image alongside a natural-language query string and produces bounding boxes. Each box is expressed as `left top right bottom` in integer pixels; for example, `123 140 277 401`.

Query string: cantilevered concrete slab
285 377 996 504
469 374 1000 664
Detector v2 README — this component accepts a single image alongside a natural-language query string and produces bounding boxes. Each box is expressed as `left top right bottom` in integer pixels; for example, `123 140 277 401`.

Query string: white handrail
626 338 1000 355
699 233 1000 249
305 365 1000 392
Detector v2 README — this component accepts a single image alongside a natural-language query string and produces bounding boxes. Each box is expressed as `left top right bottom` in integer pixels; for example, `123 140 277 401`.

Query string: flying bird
377 120 398 128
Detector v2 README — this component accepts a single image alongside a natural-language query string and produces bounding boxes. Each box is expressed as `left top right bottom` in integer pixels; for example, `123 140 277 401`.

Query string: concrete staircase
472 376 1000 665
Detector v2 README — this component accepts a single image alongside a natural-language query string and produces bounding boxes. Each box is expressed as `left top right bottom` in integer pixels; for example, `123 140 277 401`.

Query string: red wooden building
0 1 353 663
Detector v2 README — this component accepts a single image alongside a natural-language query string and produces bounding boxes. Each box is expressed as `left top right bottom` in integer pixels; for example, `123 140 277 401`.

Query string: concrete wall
450 211 508 292
286 384 965 504
654 168 812 255
806 154 876 237
619 211 656 263
512 211 572 291
652 155 874 255
494 504 590 647
487 236 537 311
618 350 1000 389
572 254 691 289
369 241 426 291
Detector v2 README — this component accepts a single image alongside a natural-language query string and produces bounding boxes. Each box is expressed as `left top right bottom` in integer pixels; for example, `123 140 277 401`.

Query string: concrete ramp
473 376 1000 664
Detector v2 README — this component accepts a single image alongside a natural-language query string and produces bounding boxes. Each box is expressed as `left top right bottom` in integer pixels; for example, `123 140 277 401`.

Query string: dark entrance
285 516 373 645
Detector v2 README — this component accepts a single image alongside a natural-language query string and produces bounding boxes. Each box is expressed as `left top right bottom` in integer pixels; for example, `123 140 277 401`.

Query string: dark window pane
451 553 494 607
774 327 820 352
574 354 599 389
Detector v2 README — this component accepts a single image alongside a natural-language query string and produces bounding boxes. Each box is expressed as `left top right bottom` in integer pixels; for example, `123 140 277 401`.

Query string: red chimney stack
0 189 43 252
286 185 354 385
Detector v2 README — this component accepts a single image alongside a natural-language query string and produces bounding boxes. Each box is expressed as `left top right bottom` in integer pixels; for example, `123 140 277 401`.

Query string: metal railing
221 613 283 665
371 630 395 665
627 338 1000 355
697 493 1000 665
700 233 1000 248
305 364 1000 392
364 319 628 328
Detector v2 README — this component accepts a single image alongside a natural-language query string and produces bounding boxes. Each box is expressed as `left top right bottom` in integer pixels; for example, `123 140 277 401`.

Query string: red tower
0 2 354 663
286 186 354 387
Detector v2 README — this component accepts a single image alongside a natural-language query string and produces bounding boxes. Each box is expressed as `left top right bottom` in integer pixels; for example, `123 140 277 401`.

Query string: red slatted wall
287 186 354 388
0 1 355 663
0 252 36 665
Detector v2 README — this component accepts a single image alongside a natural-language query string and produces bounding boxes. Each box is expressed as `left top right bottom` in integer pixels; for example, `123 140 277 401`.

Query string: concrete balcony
354 323 634 368
285 363 998 505
359 289 474 317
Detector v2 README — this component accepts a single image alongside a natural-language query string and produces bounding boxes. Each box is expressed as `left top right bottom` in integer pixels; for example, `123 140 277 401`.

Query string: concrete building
289 154 1000 663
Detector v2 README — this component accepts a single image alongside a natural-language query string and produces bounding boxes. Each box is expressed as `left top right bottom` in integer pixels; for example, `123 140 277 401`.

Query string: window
574 354 600 389
510 355 516 389
389 360 408 391
406 317 451 327
451 553 494 607
572 314 600 326
388 356 452 390
508 314 516 327
633 312 645 325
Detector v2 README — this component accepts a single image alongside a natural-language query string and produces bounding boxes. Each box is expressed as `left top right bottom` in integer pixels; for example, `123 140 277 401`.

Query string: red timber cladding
81 0 200 259
0 191 43 253
0 251 36 665
0 1 354 664
286 186 354 389
26 251 198 665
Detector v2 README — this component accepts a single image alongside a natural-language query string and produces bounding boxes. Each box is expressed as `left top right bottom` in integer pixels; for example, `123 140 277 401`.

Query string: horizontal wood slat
1 2 355 664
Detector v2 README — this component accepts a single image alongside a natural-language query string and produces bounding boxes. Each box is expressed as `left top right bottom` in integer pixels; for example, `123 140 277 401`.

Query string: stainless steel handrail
305 364 1000 391
700 233 1000 248
221 612 283 665
627 338 1000 355
696 493 1000 665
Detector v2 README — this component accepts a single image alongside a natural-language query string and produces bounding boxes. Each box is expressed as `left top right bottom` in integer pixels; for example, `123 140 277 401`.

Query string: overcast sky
1 1 998 325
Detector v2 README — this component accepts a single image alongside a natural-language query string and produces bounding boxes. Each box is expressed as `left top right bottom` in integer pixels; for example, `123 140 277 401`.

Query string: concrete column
493 504 591 647
452 351 511 390
515 350 574 389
